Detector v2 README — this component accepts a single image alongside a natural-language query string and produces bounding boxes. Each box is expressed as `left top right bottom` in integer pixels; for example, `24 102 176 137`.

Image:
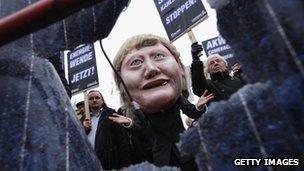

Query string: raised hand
191 42 203 61
197 90 214 110
108 113 132 125
231 63 242 78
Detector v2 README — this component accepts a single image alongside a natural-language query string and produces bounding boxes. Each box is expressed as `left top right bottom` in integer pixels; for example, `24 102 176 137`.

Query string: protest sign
154 0 208 42
67 44 99 94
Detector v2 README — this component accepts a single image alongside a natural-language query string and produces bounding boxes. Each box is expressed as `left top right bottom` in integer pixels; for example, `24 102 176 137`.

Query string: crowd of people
73 34 245 170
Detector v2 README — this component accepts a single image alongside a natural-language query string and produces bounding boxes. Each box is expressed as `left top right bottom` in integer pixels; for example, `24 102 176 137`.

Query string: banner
154 0 208 42
202 35 237 67
67 44 99 94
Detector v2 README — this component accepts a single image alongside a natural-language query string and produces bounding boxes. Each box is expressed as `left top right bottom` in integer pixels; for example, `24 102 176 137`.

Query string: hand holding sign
191 42 203 61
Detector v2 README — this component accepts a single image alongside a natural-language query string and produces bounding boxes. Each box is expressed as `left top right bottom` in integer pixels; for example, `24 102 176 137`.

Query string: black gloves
191 42 203 61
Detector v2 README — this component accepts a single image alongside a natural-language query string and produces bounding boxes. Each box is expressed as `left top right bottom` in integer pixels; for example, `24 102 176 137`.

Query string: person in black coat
144 95 211 170
112 34 214 170
190 42 245 101
110 107 154 165
82 90 131 170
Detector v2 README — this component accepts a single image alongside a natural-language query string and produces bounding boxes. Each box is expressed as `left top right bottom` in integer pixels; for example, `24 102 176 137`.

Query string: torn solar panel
0 0 130 59
0 0 31 59
30 0 130 58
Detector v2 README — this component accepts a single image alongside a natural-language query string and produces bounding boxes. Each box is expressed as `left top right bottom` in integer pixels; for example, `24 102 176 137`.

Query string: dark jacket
92 107 131 170
145 96 205 168
191 60 244 101
117 108 154 165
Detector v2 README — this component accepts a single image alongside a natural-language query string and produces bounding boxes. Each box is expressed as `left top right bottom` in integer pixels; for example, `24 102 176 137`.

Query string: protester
75 101 85 122
191 42 245 101
112 34 213 170
82 90 131 170
109 107 154 164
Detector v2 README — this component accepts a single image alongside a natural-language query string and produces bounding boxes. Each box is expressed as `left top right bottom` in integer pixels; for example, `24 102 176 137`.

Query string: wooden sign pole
83 90 90 120
187 30 203 57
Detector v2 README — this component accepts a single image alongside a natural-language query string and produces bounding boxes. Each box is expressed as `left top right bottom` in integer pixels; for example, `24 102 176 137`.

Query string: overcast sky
69 0 219 110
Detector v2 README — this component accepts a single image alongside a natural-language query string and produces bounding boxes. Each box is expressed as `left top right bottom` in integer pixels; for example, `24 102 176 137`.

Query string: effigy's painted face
120 43 183 114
